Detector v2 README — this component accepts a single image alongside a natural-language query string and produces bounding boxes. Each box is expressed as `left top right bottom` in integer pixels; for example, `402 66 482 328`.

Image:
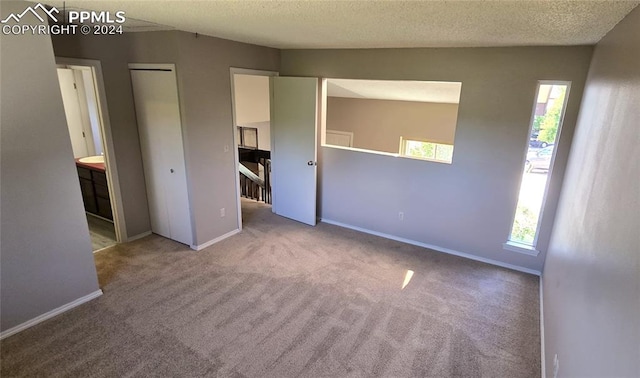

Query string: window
505 82 570 255
400 137 454 163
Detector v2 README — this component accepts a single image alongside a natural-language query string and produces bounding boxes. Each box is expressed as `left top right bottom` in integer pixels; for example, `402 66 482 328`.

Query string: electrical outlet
220 208 225 217
553 354 559 378
398 212 404 221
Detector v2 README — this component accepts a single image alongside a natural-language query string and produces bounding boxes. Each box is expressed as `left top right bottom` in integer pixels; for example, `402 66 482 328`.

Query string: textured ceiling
327 79 462 104
43 1 639 49
60 7 174 32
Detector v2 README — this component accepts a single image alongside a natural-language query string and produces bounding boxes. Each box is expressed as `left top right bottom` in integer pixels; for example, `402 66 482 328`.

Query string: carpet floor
1 199 540 377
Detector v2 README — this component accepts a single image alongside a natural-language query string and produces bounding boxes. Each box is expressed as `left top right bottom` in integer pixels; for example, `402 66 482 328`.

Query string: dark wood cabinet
78 175 98 214
77 165 113 220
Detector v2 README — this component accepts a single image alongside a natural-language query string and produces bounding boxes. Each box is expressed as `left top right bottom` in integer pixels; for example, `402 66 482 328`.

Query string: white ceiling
42 1 639 49
327 79 462 104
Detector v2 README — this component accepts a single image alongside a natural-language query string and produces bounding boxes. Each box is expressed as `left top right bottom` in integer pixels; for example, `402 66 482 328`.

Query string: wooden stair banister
239 160 271 204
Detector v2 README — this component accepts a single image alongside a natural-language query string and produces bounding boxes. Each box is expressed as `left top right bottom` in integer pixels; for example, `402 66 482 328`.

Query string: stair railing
239 161 271 204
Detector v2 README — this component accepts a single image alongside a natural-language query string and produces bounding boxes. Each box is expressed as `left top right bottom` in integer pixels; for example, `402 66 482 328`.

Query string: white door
57 68 90 158
271 77 318 226
129 67 192 245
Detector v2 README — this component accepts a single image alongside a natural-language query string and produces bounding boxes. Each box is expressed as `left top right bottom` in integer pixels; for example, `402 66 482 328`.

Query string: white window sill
503 241 540 257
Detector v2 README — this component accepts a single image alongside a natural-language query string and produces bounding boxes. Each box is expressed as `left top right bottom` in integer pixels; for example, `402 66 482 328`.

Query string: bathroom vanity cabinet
76 163 113 221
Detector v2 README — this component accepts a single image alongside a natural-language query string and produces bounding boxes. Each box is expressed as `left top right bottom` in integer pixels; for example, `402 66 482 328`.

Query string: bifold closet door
129 67 192 246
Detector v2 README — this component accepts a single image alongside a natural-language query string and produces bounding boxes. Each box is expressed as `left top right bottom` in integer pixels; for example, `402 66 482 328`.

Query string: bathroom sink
79 156 104 164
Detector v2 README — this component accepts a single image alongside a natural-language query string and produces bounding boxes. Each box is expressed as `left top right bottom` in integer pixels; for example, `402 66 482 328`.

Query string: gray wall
174 33 279 243
234 74 270 125
282 46 593 272
542 7 640 377
1 1 100 332
234 74 271 151
326 97 458 153
52 32 160 238
53 31 279 245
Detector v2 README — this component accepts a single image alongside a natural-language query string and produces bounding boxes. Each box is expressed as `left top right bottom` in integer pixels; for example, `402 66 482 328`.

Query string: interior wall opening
322 78 462 164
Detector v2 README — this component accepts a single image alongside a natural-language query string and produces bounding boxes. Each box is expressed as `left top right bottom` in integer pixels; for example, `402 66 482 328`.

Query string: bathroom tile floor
87 214 117 251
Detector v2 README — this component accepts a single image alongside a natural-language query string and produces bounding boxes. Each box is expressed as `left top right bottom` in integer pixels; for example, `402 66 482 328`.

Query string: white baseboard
126 230 152 242
540 276 546 378
320 218 541 276
0 289 103 340
93 245 116 254
191 229 240 251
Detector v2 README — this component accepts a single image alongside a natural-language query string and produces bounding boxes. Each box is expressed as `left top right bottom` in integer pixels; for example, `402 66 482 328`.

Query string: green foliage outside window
532 115 544 135
510 205 538 245
404 140 453 163
537 87 566 143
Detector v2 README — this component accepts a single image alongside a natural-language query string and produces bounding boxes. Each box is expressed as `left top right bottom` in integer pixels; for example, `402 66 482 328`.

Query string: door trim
229 67 279 231
56 57 127 243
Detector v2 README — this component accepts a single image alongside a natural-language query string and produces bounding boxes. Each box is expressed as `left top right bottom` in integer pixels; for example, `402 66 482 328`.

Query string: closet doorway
129 64 193 246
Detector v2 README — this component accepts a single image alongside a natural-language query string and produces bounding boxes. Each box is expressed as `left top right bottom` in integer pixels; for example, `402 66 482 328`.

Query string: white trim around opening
229 67 279 232
55 57 127 243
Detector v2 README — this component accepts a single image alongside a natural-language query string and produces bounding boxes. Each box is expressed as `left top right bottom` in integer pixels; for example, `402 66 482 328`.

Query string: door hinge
82 131 86 138
73 82 77 89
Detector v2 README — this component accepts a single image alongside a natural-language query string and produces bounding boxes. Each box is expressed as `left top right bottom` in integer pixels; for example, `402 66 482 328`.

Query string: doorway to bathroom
56 58 125 252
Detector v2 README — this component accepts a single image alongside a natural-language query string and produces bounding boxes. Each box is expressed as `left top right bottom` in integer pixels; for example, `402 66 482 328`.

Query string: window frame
504 80 572 255
399 136 454 164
